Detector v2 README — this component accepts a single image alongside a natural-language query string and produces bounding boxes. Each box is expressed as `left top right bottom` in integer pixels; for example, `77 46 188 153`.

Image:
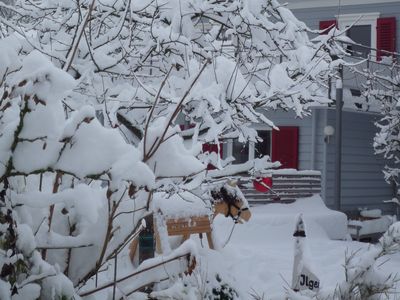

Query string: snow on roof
312 87 381 114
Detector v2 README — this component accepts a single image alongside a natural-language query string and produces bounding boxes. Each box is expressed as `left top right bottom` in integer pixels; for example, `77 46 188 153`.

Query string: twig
144 59 211 162
63 0 96 72
143 66 174 158
79 253 191 297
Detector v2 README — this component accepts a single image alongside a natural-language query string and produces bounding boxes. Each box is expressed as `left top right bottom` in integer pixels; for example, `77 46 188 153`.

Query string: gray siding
288 3 398 214
313 108 329 201
292 2 400 52
292 3 400 93
260 108 395 214
324 109 395 213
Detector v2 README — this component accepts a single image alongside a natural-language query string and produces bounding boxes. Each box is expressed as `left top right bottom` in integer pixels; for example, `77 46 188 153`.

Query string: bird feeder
138 215 155 264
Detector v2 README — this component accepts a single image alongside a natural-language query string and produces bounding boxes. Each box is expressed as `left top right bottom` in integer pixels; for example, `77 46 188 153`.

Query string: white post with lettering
291 214 320 293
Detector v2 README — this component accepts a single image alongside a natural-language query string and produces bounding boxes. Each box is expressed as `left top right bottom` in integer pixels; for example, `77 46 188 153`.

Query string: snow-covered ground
78 195 400 299
195 197 400 299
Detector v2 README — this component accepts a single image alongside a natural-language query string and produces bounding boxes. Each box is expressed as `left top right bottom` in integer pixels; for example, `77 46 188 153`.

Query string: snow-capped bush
0 0 340 298
0 45 155 297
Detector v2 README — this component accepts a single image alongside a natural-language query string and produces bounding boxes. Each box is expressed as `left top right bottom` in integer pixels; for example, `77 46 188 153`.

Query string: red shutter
179 124 223 170
320 20 337 35
202 142 223 170
377 17 396 61
271 127 299 169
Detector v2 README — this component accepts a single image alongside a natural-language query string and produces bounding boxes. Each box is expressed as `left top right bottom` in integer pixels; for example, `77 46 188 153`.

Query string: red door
271 126 299 169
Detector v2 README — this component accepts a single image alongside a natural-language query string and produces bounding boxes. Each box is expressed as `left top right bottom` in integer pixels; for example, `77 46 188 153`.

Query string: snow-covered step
239 170 322 205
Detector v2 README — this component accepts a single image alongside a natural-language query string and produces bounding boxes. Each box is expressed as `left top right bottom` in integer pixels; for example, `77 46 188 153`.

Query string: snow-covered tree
3 0 334 140
0 38 156 297
344 57 400 188
0 0 339 200
373 74 400 186
0 0 339 297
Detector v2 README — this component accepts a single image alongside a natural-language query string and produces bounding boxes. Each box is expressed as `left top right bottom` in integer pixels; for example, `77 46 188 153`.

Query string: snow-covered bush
346 55 400 191
288 222 400 300
331 223 400 299
0 41 155 297
374 93 400 186
149 272 239 300
0 0 339 297
208 274 239 300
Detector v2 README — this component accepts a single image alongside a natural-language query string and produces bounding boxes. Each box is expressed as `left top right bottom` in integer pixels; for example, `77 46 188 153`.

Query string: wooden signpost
129 183 250 269
165 215 214 249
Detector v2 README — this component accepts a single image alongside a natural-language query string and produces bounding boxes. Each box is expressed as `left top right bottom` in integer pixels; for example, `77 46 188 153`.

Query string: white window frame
287 0 398 10
227 127 272 163
336 12 380 60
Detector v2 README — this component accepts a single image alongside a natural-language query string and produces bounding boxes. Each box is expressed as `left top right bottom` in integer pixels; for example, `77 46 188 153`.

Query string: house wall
262 108 327 201
261 110 312 170
284 1 398 214
261 108 326 173
261 107 395 213
324 109 395 213
289 1 400 53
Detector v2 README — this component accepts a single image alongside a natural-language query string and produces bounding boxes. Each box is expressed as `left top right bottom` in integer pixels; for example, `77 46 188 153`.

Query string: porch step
240 171 322 205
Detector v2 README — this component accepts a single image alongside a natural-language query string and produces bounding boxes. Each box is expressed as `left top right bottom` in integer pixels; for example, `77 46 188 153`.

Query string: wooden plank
268 189 321 194
242 183 321 189
241 186 321 190
248 199 296 205
167 226 212 236
166 216 210 224
273 174 321 177
240 185 321 191
242 188 321 192
272 179 321 184
167 221 210 227
166 216 212 236
244 194 318 200
243 191 320 196
241 191 321 195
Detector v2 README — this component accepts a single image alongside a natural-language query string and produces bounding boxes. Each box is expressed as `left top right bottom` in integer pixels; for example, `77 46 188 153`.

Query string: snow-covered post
291 214 320 294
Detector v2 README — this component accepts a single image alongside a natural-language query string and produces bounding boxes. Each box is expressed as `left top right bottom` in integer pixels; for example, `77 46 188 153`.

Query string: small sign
294 265 320 292
291 214 321 294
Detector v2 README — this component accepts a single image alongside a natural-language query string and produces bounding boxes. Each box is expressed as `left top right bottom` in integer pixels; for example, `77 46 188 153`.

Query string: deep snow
203 196 400 299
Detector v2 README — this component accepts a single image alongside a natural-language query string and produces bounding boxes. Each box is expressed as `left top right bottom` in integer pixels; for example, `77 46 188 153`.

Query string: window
347 25 371 58
231 130 271 164
232 139 249 164
337 13 380 59
255 130 271 159
321 14 396 61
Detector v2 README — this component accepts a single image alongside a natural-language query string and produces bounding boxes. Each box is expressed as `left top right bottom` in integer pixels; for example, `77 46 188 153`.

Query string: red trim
319 20 337 35
271 127 299 169
202 142 223 170
377 17 396 61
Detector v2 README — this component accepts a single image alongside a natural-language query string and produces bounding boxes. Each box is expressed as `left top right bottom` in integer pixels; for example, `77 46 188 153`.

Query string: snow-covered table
348 215 396 242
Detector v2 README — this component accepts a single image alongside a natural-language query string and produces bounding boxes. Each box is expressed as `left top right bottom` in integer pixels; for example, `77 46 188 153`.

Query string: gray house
220 0 400 215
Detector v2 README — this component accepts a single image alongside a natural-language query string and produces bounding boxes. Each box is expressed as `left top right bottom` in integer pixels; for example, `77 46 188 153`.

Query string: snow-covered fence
240 170 322 205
